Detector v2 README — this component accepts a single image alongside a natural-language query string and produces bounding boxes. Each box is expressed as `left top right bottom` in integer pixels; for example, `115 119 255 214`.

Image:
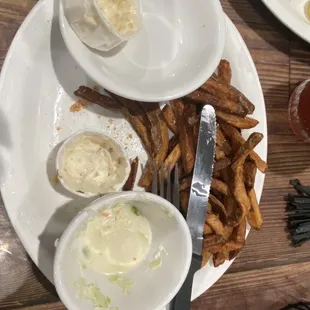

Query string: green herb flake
131 206 140 216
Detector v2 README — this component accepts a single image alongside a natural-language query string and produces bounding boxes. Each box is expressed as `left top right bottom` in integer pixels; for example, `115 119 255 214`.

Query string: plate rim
0 0 268 304
261 0 310 44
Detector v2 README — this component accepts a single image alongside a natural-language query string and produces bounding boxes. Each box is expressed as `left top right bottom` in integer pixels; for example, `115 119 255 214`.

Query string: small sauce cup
56 130 130 197
62 0 142 51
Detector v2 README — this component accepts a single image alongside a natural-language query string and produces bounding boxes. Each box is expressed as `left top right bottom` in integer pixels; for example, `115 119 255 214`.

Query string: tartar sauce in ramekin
58 133 130 195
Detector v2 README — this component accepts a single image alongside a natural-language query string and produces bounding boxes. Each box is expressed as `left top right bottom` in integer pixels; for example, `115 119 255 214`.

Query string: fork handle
170 254 202 310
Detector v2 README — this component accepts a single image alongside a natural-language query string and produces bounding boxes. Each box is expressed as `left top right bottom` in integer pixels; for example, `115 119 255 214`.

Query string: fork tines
152 162 180 210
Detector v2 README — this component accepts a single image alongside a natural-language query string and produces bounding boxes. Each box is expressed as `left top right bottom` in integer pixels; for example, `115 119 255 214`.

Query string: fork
152 163 189 310
152 163 180 210
152 163 200 310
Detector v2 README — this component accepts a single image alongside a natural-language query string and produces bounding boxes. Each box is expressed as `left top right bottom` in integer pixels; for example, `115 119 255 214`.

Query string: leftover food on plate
77 202 152 275
95 0 141 37
74 59 268 268
76 277 117 309
63 0 142 51
57 132 130 196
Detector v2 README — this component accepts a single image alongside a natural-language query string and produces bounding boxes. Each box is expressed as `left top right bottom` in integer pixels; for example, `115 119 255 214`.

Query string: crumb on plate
70 100 87 112
50 174 59 186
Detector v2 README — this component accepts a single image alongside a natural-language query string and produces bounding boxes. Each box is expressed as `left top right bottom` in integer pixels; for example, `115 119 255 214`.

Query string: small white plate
59 0 226 102
261 0 310 44
0 0 267 306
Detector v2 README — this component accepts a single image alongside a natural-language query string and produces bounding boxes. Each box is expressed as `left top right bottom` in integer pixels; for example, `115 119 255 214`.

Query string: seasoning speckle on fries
74 59 267 268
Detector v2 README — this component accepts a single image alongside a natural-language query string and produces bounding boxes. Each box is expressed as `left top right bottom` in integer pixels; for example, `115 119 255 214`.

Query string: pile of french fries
74 59 268 268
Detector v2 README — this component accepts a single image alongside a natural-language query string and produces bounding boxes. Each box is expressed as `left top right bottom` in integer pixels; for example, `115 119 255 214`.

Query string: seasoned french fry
180 176 192 192
233 218 247 245
231 132 264 170
213 170 221 179
205 240 242 254
214 157 231 172
202 78 255 114
217 241 243 253
216 126 232 156
222 225 234 241
247 188 263 230
216 110 259 129
180 190 190 216
231 133 263 226
168 135 179 153
244 160 257 190
171 99 195 174
121 107 153 156
201 78 238 101
140 103 163 156
220 122 268 173
213 252 226 267
206 214 225 236
215 147 225 160
225 195 239 228
108 92 150 127
74 86 121 109
186 90 246 116
218 59 232 85
211 179 230 196
123 157 139 191
203 223 213 236
209 194 227 219
233 163 250 220
138 117 169 189
163 144 181 180
162 105 178 135
203 234 226 253
183 102 199 126
229 249 241 261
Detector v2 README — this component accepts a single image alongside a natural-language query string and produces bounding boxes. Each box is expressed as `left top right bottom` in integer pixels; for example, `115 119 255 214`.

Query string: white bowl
54 192 192 310
56 130 130 197
59 0 226 102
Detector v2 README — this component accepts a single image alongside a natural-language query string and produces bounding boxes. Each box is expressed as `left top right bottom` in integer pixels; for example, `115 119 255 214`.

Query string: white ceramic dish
54 192 192 310
261 0 310 44
59 0 226 102
0 0 267 306
56 129 130 197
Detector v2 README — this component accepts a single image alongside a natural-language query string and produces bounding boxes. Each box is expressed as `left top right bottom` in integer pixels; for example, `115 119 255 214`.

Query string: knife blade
186 104 216 256
171 104 217 310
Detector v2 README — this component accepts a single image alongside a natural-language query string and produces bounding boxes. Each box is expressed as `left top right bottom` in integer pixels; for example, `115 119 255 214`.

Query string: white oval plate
261 0 310 44
0 0 267 306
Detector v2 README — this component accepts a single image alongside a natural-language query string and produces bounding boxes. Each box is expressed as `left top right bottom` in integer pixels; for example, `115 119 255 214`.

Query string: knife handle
170 254 202 310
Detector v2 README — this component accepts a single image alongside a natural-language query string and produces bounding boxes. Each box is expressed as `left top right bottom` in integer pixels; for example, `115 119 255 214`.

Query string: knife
171 104 216 310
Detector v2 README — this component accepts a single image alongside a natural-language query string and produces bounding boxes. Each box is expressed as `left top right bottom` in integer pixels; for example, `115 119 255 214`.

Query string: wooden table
1 0 310 309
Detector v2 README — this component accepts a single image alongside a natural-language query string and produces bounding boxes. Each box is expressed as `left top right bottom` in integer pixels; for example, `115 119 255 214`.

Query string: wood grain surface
1 0 310 309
